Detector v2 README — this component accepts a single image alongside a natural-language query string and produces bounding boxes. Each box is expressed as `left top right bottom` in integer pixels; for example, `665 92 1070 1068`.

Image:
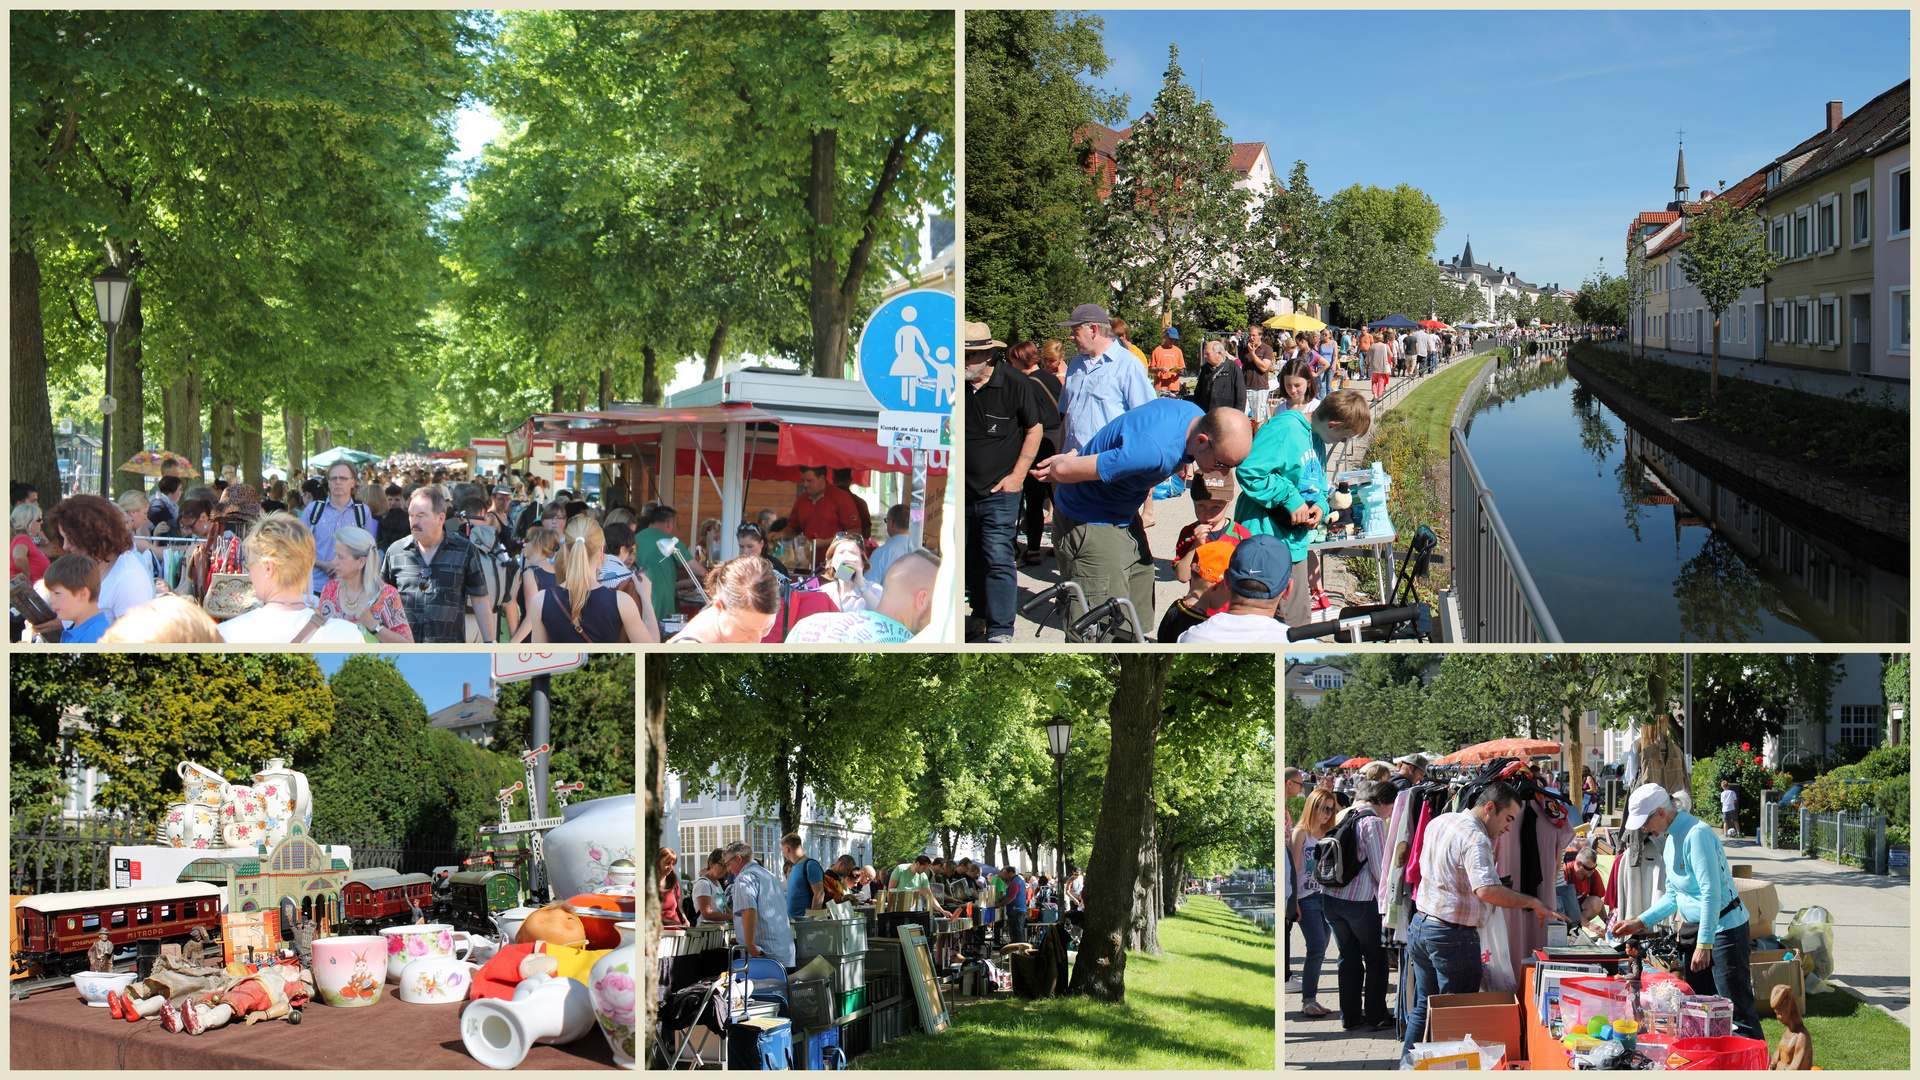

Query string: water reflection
1463 355 1909 643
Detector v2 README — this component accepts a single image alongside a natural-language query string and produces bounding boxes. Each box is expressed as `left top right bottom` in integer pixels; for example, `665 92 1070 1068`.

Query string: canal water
1461 356 1909 643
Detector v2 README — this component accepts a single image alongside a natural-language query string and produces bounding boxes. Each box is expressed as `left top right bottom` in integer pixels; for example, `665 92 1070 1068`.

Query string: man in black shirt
1192 338 1246 415
964 322 1041 643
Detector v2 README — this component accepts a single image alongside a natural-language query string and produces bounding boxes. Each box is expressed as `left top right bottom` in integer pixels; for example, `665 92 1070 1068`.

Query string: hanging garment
1519 803 1543 896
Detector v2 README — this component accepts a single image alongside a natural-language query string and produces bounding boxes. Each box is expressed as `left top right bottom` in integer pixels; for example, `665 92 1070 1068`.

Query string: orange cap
1194 540 1234 583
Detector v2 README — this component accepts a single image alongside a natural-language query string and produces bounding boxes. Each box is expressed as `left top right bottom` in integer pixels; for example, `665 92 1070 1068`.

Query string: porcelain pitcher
251 757 313 841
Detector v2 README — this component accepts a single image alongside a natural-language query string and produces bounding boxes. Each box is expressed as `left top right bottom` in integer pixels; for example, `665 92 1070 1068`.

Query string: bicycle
1286 524 1440 643
1020 580 1147 643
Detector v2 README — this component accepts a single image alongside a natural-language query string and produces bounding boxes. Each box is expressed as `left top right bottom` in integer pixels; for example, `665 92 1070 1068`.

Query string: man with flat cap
1057 304 1154 456
965 321 1042 643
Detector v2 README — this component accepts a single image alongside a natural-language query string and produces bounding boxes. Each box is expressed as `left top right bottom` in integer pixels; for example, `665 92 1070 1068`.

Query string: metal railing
1448 426 1564 642
1798 807 1889 875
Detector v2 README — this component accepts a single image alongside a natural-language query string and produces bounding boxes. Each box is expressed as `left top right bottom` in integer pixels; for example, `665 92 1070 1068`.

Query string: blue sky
315 653 494 713
1086 10 1909 293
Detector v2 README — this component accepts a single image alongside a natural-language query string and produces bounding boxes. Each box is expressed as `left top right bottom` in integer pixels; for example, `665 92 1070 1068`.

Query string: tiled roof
1648 227 1690 260
1228 142 1268 177
428 693 497 731
1761 80 1911 201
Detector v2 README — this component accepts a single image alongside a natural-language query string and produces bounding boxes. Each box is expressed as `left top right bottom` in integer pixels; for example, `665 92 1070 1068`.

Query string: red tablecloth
9 982 617 1070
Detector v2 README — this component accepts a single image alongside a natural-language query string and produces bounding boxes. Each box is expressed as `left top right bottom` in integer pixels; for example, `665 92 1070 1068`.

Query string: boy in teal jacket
1232 390 1370 624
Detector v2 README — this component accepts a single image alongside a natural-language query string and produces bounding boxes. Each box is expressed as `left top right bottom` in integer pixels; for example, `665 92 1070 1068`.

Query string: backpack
305 499 370 533
1312 807 1372 888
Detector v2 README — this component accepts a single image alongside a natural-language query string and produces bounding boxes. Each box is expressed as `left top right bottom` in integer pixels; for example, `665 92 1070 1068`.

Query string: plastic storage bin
866 942 902 978
728 1017 794 1070
801 1025 846 1070
1679 996 1733 1039
795 918 868 958
836 985 868 1020
787 975 835 1031
814 951 865 994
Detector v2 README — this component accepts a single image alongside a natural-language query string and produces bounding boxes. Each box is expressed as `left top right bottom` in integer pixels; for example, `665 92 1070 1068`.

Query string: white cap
1623 782 1671 831
1393 753 1430 770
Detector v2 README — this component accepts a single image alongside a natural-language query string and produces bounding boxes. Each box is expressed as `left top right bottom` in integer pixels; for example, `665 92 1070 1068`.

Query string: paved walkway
1588 340 1909 409
1284 835 1908 1069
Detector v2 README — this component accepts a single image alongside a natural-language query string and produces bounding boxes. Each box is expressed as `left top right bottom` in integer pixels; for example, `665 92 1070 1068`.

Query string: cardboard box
1733 878 1780 938
1730 864 1753 879
1426 991 1523 1057
1751 949 1805 1018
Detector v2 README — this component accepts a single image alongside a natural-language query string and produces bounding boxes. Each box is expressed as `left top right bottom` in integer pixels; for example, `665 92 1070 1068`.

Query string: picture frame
897 924 949 1035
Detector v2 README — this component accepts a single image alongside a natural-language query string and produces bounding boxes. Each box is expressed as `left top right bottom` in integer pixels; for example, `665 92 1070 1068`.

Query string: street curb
1831 978 1911 1028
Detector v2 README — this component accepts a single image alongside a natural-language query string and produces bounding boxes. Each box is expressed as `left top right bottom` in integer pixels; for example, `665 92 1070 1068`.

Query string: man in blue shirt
781 833 826 920
1608 784 1762 1039
1032 399 1252 641
1058 304 1155 455
724 841 796 968
997 865 1030 946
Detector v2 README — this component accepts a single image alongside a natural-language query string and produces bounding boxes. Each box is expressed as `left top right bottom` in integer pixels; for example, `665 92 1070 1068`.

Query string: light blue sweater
1637 811 1748 936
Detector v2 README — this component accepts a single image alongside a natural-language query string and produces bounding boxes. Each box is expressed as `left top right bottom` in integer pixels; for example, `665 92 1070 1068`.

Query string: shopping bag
1479 907 1517 992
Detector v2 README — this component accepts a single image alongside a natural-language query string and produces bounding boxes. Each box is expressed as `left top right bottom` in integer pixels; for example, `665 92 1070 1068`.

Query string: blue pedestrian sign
857 289 956 414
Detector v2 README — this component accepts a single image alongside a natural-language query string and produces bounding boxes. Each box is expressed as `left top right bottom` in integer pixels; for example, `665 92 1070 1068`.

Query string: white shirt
1720 788 1738 813
97 549 158 624
691 876 729 921
1178 611 1290 643
218 604 365 644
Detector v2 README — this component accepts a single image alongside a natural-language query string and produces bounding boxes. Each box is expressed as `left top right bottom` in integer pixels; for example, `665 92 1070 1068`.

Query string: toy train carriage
338 872 434 931
14 882 224 976
445 869 523 933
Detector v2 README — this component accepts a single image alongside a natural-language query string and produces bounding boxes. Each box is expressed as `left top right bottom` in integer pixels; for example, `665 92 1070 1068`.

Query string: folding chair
729 945 790 1016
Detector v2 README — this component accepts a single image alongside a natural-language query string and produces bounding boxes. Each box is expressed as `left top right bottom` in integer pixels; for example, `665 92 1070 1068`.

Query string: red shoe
158 1000 181 1032
183 1004 206 1035
108 990 125 1020
1310 589 1333 613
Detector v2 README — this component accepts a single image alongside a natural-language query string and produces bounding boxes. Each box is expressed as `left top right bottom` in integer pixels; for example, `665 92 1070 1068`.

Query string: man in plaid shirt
1403 780 1569 1056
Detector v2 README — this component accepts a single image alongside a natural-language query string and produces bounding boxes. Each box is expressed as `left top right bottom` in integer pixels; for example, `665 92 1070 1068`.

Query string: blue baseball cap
1226 534 1292 599
1165 327 1180 340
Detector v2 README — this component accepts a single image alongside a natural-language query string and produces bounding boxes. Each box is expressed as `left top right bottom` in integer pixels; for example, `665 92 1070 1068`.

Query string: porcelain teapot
251 758 314 841
490 906 539 946
398 955 479 1004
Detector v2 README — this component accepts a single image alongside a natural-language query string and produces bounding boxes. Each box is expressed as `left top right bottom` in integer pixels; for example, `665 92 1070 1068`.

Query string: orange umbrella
1339 757 1373 769
1433 738 1562 766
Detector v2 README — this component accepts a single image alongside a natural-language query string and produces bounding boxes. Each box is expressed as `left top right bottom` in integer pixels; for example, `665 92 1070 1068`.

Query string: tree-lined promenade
11 10 953 500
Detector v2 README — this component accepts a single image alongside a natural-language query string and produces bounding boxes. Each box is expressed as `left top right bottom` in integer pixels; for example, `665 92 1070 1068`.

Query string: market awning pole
1683 654 1692 779
531 674 551 823
908 449 927 549
720 422 745 561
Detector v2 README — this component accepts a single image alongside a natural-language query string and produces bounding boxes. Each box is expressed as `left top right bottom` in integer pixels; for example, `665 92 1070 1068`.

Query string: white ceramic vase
543 794 635 897
589 921 637 1068
461 973 598 1069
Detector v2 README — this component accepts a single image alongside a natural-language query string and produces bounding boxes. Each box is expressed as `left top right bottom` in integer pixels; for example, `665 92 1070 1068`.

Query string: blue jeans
965 489 1021 638
1294 891 1331 1006
1404 914 1483 1055
1683 920 1763 1039
1321 894 1391 1028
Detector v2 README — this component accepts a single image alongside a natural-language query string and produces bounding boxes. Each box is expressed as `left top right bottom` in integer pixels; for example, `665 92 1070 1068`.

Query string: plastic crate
787 975 835 1031
806 951 864 994
795 918 868 957
866 971 898 1006
800 1025 845 1070
836 985 868 1020
866 942 902 977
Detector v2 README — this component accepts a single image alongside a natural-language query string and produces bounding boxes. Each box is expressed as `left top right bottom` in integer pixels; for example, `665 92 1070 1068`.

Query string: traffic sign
857 289 956 414
877 410 949 449
492 653 588 684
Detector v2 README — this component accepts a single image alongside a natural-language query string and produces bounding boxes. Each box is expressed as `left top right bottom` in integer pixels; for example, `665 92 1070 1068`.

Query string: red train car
14 882 225 975
338 872 434 930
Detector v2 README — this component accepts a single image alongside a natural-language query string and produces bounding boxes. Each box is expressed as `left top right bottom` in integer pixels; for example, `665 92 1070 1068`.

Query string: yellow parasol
1263 311 1327 333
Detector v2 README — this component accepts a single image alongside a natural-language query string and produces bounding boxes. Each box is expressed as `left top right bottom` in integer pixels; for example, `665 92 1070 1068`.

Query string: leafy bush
1700 745 1782 832
1348 414 1451 594
1876 773 1909 830
1781 760 1821 783
1802 773 1879 813
1833 745 1912 782
1888 824 1910 850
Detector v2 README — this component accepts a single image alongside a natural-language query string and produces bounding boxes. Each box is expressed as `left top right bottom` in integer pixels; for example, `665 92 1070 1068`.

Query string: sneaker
986 634 1013 644
1310 589 1333 612
1284 977 1303 992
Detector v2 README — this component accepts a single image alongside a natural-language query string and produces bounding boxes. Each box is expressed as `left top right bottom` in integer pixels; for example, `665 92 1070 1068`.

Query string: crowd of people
655 840 1085 970
11 454 942 644
1284 752 1763 1051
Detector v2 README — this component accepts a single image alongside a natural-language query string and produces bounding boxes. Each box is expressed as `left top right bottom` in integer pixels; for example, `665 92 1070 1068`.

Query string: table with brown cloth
10 983 618 1071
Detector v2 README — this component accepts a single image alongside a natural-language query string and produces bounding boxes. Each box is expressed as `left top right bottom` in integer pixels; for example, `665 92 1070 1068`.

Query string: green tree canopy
1676 187 1780 397
1328 183 1446 255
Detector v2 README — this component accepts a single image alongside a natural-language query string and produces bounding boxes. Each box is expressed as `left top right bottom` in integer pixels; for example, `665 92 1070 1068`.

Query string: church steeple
1673 135 1690 209
1461 236 1474 268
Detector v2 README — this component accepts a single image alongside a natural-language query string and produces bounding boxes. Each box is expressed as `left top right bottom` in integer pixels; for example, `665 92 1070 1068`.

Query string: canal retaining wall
1567 357 1908 543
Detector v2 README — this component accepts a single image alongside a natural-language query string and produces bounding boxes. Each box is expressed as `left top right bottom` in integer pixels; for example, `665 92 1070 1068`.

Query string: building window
1894 288 1911 355
1771 303 1787 342
1738 304 1748 343
1794 302 1811 344
1310 671 1345 690
1852 181 1871 244
1771 217 1787 255
1816 196 1837 252
1839 705 1881 748
1793 208 1811 257
1894 167 1912 239
1818 298 1838 346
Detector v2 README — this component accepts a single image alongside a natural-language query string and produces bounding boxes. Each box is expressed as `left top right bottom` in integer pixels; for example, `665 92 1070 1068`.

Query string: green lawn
1757 988 1911 1071
1393 350 1504 447
855 896 1275 1070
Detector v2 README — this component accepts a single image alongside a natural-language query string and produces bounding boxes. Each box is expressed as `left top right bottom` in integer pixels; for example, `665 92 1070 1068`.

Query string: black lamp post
90 266 133 495
1044 716 1073 886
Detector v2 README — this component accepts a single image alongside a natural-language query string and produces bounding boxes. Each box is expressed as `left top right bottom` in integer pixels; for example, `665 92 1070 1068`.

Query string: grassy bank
1572 342 1906 478
1759 986 1911 1070
855 896 1275 1070
1395 349 1505 447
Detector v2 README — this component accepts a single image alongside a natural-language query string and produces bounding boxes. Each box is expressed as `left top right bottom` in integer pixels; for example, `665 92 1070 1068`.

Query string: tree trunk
551 382 565 411
703 318 730 382
1161 843 1187 919
641 655 668 1059
575 385 589 412
283 407 305 479
313 425 333 461
209 401 235 483
109 287 145 496
807 129 849 380
598 365 612 411
167 363 203 483
1070 654 1174 1002
1128 813 1160 954
642 346 663 405
240 410 264 489
1563 704 1582 801
1710 315 1721 399
10 246 62 501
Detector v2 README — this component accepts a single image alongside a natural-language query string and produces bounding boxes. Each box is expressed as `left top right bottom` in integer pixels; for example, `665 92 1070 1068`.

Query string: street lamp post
90 266 133 495
1890 702 1905 749
1044 716 1073 887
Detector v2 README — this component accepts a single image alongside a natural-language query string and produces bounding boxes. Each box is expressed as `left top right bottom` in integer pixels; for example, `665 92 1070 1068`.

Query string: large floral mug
381 923 472 982
312 935 388 1007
